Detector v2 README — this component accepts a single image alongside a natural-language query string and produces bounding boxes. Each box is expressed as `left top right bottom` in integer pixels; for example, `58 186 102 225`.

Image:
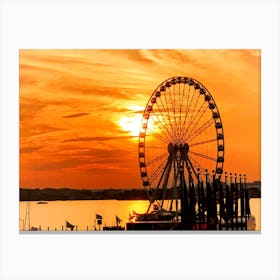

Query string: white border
1 1 279 279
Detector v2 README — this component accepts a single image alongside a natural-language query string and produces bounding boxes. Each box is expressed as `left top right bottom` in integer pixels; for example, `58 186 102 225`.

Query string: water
19 198 261 231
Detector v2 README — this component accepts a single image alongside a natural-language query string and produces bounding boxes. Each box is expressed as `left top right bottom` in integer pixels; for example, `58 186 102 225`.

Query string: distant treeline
19 182 261 201
20 188 148 201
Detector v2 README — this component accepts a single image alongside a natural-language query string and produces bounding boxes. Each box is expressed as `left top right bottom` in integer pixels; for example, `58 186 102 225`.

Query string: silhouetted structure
127 172 254 230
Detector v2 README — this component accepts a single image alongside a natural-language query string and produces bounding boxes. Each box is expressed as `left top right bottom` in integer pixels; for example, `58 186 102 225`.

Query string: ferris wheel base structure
126 173 255 231
138 77 225 217
129 76 255 231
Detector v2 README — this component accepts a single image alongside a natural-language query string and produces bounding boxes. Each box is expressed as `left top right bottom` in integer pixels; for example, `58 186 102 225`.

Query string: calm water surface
19 198 261 231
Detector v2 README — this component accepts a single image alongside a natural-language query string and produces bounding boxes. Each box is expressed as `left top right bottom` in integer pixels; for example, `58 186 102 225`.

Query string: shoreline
19 183 261 201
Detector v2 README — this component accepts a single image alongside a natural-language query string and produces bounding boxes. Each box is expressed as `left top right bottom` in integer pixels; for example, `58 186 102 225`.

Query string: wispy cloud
20 49 261 188
20 146 43 153
102 49 155 65
62 113 90 118
63 135 136 143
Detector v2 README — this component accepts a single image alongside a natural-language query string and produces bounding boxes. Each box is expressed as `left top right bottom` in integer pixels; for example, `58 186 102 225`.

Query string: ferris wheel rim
138 76 224 198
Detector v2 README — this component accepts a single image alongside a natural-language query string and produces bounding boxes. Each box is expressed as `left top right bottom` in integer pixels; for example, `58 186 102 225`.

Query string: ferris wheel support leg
180 164 189 229
160 159 173 209
171 165 180 214
185 155 198 182
147 157 172 212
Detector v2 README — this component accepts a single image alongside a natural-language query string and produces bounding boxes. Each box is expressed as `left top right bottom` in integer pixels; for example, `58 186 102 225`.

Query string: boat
129 209 178 222
127 207 181 230
37 201 48 204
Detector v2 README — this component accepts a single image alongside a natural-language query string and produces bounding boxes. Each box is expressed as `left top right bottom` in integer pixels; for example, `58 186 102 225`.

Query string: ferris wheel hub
167 143 189 155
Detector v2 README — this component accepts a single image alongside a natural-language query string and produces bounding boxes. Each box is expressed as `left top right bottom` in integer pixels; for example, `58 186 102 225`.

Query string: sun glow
118 114 143 137
19 50 261 189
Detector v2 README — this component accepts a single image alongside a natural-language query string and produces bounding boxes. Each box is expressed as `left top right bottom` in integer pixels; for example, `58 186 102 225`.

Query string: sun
118 114 142 137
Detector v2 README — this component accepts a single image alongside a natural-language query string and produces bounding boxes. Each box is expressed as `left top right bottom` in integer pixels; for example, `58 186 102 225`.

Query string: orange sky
19 49 260 189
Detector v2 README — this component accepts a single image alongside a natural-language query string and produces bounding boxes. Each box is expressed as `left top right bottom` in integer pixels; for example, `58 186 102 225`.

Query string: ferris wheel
138 76 224 211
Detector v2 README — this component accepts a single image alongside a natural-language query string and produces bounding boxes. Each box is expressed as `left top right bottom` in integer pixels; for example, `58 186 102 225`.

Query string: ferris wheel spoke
167 86 175 116
189 150 217 162
146 152 168 167
177 83 184 140
149 161 168 185
187 155 203 171
159 93 176 140
169 86 176 138
186 118 214 143
189 138 217 147
184 103 209 140
184 102 207 138
188 154 209 177
156 107 176 142
179 86 190 137
145 146 167 149
150 107 174 142
179 83 186 138
180 86 194 140
172 85 180 139
186 89 201 130
167 86 178 139
180 89 201 140
146 127 170 144
184 86 195 129
149 115 173 143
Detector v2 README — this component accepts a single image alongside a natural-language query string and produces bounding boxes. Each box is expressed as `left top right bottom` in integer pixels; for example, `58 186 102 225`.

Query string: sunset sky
19 49 260 189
